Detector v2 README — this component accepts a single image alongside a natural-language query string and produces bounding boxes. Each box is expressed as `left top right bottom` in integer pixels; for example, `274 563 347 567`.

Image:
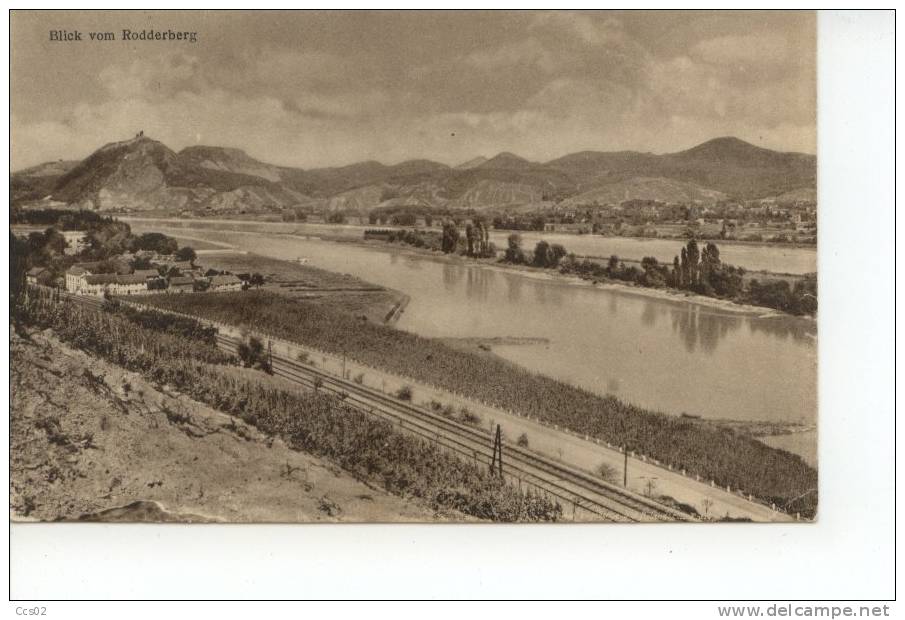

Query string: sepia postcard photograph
10 9 821 526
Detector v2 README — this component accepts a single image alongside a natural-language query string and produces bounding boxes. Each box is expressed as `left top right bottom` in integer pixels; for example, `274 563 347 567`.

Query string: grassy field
195 252 404 323
199 252 376 289
136 290 819 517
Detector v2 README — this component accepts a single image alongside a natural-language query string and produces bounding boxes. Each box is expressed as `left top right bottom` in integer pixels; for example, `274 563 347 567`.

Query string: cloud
464 39 557 73
232 49 356 93
691 34 792 68
11 12 817 170
647 51 814 132
97 54 203 100
525 77 645 123
530 11 625 47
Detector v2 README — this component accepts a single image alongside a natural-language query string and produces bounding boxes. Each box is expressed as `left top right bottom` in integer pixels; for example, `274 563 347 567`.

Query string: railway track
216 332 695 523
39 287 694 522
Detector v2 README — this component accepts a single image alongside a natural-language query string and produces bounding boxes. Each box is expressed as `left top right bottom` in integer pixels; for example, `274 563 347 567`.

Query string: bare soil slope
10 328 452 523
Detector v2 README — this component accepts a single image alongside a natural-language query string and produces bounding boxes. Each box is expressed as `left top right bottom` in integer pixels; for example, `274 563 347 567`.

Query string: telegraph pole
496 424 503 477
623 445 628 487
489 424 503 477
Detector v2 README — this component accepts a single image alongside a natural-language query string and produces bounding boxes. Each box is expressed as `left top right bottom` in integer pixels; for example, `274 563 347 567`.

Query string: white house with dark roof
166 276 195 293
82 274 149 296
65 266 91 293
208 274 243 292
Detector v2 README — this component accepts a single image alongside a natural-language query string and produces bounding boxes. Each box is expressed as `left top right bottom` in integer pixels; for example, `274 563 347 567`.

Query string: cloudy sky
11 10 816 171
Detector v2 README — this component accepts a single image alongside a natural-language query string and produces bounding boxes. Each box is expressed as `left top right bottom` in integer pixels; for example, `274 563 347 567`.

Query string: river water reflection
130 222 817 426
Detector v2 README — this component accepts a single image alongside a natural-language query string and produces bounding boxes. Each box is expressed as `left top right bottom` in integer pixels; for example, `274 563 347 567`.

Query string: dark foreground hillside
10 329 446 523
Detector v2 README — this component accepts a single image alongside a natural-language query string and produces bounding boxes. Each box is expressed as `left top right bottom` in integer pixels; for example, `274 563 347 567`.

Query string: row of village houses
28 260 245 296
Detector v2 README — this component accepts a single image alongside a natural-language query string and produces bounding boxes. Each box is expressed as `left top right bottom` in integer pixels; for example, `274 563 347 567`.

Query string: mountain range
11 135 816 212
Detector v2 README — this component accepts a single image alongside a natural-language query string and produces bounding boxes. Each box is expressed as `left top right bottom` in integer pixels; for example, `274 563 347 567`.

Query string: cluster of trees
281 208 309 223
175 246 197 264
22 228 69 262
368 206 449 227
17 291 561 522
390 213 417 226
557 238 816 317
492 215 547 232
382 229 443 252
131 232 179 255
237 336 272 373
559 253 635 283
371 220 496 258
441 221 461 253
503 234 527 264
569 241 744 295
747 277 817 316
36 222 182 264
499 235 567 268
403 219 498 257
80 220 133 260
669 240 742 297
139 290 818 517
10 233 30 302
531 240 567 268
464 220 495 258
10 228 90 296
11 207 114 231
373 224 498 258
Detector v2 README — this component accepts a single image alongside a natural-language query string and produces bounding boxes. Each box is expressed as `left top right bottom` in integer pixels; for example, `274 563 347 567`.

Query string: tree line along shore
365 226 817 317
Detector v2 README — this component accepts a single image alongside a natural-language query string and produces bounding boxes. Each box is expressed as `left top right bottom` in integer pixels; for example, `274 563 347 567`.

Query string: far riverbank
322 234 817 322
119 216 817 274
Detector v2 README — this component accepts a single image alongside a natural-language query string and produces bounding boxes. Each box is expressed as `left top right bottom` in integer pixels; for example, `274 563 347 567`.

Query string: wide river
127 219 818 430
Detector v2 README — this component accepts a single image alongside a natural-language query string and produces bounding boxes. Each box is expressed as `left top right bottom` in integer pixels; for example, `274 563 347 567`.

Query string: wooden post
497 424 503 478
